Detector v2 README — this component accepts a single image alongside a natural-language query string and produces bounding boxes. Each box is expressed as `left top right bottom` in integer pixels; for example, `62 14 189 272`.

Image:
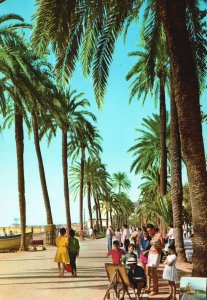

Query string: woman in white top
163 244 178 300
114 228 122 245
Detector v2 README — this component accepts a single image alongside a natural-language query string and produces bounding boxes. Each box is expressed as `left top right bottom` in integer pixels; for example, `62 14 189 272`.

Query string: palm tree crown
128 113 170 174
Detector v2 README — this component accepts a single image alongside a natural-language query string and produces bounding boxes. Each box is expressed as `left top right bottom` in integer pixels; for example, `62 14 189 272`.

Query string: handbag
65 264 72 272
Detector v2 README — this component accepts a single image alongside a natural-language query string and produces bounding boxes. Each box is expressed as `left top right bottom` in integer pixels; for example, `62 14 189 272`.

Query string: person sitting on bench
121 257 146 300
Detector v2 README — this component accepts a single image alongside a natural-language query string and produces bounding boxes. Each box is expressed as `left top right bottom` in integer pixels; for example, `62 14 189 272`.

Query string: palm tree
59 88 94 230
155 0 207 276
113 192 134 227
138 166 172 235
126 34 169 195
32 0 207 275
68 124 102 227
129 113 170 175
70 158 108 229
170 73 186 262
32 112 54 226
14 101 26 250
0 35 63 247
29 61 57 229
111 172 131 194
68 124 102 228
0 40 28 251
139 167 162 198
137 194 173 228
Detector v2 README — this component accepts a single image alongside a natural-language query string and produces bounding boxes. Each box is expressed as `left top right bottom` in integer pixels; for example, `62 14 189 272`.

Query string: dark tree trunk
87 181 93 228
159 74 167 196
79 148 85 229
156 0 207 276
97 198 103 231
116 216 119 228
109 206 112 226
62 130 71 230
32 113 53 225
170 74 186 262
94 196 99 231
106 210 109 228
15 104 26 251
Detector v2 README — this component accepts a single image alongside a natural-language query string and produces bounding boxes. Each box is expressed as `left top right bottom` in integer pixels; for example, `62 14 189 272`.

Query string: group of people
54 228 80 278
0 228 14 236
106 223 178 300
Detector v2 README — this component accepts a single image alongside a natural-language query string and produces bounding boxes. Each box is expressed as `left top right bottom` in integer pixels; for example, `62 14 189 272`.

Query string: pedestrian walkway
0 237 192 300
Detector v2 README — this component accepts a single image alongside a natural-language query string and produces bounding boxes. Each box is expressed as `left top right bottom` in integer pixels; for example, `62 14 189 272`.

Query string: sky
0 0 207 227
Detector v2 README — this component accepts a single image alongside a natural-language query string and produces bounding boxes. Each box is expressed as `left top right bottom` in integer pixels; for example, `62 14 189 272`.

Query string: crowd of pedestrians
106 223 178 299
53 224 179 299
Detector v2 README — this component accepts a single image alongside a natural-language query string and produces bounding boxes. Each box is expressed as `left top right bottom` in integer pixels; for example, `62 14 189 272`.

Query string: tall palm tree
111 172 131 194
59 88 94 230
155 0 207 276
14 101 26 250
0 35 62 247
32 0 207 275
32 112 54 226
139 7 192 261
0 33 29 250
29 61 57 229
126 34 169 195
170 72 186 262
68 124 102 228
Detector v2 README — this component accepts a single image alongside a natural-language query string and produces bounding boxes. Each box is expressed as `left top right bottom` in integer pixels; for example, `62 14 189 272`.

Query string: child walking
54 227 70 278
163 244 178 300
107 240 125 265
68 229 80 277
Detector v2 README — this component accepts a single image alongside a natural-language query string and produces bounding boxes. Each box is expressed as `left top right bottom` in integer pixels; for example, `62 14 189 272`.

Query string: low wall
0 226 45 235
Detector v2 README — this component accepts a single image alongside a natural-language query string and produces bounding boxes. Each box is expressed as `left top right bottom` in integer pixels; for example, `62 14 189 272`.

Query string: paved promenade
0 237 192 300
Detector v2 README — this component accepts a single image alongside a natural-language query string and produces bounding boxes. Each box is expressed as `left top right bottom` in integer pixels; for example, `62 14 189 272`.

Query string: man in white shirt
166 224 175 246
89 227 93 240
122 224 130 252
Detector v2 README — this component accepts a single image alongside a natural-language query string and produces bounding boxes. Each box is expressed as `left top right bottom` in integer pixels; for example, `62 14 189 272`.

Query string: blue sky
0 0 207 226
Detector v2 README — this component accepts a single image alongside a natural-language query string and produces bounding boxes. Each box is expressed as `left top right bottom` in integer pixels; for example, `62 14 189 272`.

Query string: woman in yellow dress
54 227 70 277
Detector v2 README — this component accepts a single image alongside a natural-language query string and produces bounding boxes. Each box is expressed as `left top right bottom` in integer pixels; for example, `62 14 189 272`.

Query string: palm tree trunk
97 198 103 231
106 210 109 228
156 0 207 276
170 74 186 262
159 74 167 196
15 104 26 251
94 196 99 231
62 130 71 230
109 206 112 226
87 181 93 228
79 148 85 228
32 112 53 225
